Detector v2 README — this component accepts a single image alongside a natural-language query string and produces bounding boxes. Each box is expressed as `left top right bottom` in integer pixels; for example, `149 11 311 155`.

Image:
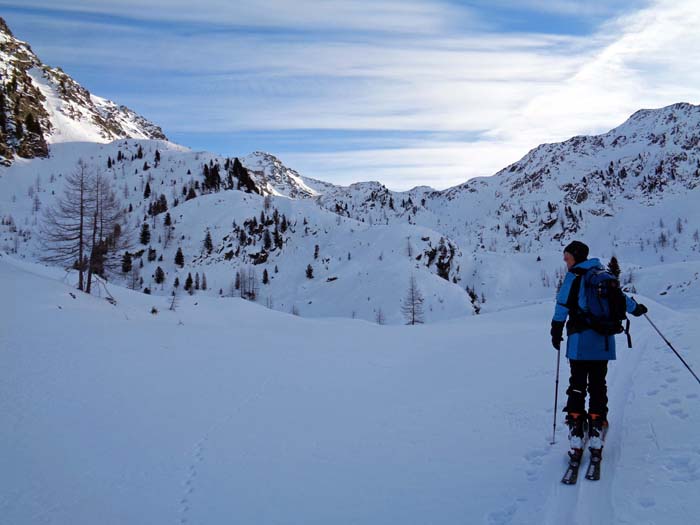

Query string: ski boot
566 412 587 453
585 413 607 481
562 412 586 484
587 413 608 452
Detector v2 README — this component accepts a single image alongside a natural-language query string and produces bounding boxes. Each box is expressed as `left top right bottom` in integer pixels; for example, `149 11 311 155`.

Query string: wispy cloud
2 0 699 190
1 0 477 34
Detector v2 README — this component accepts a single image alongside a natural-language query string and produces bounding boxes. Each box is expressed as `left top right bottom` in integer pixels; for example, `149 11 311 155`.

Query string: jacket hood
573 258 604 271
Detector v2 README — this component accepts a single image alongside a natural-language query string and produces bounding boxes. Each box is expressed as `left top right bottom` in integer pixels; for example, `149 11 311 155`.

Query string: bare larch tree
401 274 425 325
40 160 130 293
39 159 91 290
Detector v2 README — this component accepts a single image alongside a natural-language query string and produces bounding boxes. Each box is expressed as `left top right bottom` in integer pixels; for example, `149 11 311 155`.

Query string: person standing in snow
550 241 647 460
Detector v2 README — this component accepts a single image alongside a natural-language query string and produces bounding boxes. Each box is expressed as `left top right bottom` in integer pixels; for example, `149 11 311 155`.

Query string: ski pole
644 313 700 386
551 346 561 445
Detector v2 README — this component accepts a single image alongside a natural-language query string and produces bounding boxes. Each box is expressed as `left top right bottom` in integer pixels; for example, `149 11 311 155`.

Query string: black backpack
568 267 632 348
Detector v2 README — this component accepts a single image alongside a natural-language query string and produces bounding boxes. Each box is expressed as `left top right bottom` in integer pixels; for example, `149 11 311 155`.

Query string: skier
550 240 647 481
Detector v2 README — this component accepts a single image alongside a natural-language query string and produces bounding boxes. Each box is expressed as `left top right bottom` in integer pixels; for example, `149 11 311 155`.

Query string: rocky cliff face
0 17 166 165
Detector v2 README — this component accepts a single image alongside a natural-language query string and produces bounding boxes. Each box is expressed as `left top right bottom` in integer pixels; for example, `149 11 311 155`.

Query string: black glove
550 320 565 350
631 303 648 317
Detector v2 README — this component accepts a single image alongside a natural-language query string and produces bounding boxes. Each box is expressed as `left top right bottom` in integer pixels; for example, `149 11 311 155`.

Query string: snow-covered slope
3 103 700 323
307 102 700 311
0 17 165 164
2 253 699 524
0 140 477 323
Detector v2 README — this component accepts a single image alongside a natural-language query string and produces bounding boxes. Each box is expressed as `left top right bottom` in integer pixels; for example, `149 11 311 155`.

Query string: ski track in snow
178 377 271 524
519 322 635 524
537 348 635 525
511 314 699 525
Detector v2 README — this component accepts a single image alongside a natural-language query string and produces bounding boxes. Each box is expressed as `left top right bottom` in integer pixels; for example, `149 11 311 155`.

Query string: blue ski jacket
552 258 639 360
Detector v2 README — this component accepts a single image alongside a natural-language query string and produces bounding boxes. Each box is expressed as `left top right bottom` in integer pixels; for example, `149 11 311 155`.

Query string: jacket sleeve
553 272 575 322
624 293 639 314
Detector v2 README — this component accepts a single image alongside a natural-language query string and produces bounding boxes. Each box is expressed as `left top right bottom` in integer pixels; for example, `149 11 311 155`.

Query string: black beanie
564 240 589 264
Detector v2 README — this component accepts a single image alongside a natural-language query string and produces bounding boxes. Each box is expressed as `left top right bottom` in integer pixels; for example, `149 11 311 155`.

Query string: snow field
1 255 699 524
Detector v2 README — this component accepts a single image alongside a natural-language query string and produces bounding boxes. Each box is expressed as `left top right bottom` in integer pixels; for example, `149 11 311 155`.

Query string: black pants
563 360 609 418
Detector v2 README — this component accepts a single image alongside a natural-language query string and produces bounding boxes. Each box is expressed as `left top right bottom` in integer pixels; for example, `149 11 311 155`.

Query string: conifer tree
306 264 314 279
203 229 213 254
175 247 184 267
185 272 193 293
195 272 200 290
140 223 151 245
232 157 258 193
273 227 282 249
121 251 132 274
201 273 207 290
154 266 165 284
0 90 6 132
608 256 621 278
262 268 269 284
143 182 151 199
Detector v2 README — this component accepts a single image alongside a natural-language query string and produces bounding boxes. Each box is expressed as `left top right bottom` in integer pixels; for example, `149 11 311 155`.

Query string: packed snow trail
1 256 699 524
538 326 642 525
513 303 700 525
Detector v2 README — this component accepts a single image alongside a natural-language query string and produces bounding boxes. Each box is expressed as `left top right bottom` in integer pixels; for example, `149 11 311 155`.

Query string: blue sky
2 0 699 190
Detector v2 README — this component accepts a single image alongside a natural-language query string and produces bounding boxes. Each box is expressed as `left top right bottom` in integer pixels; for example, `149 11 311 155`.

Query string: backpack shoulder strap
565 273 583 311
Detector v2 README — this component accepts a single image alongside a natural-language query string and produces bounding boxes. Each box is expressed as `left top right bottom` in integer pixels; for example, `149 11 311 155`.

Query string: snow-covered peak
490 102 700 186
622 102 700 131
241 151 321 199
0 17 166 164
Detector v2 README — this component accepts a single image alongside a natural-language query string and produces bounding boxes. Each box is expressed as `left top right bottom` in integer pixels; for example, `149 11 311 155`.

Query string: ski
585 449 602 480
561 449 583 485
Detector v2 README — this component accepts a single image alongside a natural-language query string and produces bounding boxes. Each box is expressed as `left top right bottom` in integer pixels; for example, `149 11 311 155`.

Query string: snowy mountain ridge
310 101 700 253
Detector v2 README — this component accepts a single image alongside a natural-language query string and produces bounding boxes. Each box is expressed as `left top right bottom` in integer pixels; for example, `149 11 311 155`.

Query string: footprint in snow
663 454 700 482
524 448 547 464
487 503 517 525
638 496 656 508
669 408 689 419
